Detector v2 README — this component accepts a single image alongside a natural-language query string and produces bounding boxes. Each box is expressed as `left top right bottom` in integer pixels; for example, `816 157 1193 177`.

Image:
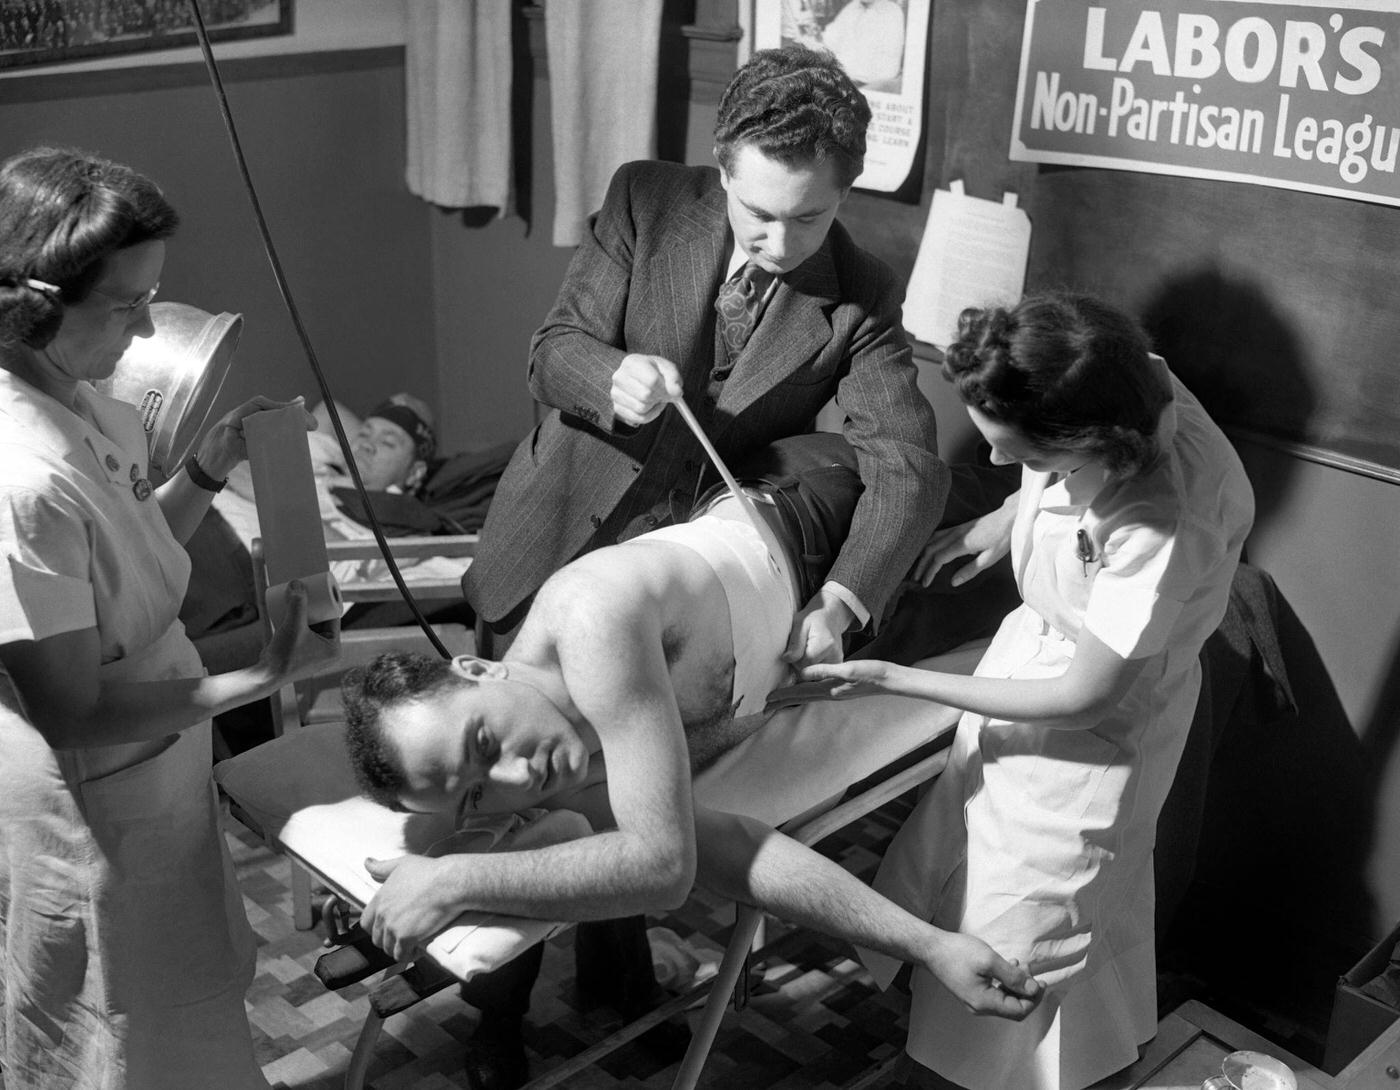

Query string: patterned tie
715 261 774 359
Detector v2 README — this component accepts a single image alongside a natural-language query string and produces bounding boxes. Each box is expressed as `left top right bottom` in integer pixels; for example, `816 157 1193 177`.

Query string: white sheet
213 642 985 981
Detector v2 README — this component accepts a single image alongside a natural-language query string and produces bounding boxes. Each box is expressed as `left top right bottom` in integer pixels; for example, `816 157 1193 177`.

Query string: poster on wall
753 0 931 192
1009 0 1400 208
0 0 292 70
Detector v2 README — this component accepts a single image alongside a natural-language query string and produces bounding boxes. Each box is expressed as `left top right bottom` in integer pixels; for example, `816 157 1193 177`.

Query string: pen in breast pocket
1076 528 1095 576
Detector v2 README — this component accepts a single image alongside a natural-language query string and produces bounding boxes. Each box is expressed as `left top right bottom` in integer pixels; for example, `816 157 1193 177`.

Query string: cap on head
367 396 436 463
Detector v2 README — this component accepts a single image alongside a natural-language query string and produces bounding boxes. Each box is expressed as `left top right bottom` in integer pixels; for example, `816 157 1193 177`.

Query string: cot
214 638 982 1090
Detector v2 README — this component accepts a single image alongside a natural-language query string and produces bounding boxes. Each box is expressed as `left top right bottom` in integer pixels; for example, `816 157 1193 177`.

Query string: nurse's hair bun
0 275 64 349
941 305 1028 419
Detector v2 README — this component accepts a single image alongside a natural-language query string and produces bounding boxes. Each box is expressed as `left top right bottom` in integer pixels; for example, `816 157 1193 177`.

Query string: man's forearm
421 828 694 921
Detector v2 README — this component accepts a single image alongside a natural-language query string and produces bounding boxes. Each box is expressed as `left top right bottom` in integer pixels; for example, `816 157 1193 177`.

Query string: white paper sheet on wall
903 180 1032 349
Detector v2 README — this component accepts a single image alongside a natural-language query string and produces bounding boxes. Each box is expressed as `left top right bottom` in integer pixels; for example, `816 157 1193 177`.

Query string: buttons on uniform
104 453 120 471
129 465 140 481
590 514 603 529
132 478 152 501
710 367 731 382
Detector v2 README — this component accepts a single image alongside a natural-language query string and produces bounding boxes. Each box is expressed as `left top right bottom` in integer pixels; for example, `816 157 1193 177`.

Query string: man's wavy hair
342 650 467 812
943 292 1172 478
714 45 871 189
0 146 178 349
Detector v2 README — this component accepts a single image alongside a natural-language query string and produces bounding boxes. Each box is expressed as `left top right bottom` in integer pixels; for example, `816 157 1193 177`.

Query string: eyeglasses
91 282 159 314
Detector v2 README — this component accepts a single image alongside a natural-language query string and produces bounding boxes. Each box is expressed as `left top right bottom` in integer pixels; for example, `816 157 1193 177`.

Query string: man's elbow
645 846 696 912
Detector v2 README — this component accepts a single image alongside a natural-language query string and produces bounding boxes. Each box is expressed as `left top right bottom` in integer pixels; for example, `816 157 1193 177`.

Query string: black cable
184 0 451 659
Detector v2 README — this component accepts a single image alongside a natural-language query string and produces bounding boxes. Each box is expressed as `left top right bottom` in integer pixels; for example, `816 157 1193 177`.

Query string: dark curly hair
942 293 1171 477
342 650 467 812
714 45 871 189
0 146 178 349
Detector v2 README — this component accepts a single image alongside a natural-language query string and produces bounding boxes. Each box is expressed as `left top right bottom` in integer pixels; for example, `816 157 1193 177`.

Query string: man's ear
405 459 427 492
450 656 508 682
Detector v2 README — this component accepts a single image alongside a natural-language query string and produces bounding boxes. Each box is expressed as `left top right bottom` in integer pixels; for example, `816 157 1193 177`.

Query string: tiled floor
229 793 922 1090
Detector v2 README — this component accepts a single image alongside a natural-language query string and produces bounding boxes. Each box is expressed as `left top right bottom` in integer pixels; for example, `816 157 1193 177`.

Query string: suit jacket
464 160 948 627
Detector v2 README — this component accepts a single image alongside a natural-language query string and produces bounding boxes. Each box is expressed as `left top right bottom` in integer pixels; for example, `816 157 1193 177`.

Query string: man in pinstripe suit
455 45 952 1088
465 45 947 669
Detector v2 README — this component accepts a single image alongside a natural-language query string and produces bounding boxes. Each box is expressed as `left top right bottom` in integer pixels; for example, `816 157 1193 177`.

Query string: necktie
715 261 774 360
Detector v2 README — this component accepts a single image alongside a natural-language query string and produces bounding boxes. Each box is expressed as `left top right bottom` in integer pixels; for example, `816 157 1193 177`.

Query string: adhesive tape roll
265 571 343 628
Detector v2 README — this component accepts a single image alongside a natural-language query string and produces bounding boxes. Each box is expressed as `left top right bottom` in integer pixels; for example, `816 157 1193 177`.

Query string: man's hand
930 932 1043 1020
912 493 1018 588
610 354 683 426
360 855 458 962
782 589 855 669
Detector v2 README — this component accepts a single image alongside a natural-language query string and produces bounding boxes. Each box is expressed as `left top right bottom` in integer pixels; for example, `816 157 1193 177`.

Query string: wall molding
0 45 403 103
1228 429 1400 487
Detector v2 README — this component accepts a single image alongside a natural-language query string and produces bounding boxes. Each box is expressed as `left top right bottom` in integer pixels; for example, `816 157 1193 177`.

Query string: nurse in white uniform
0 147 338 1089
803 293 1254 1090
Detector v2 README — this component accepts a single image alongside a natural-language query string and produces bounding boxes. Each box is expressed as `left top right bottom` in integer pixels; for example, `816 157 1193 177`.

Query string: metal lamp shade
97 301 242 486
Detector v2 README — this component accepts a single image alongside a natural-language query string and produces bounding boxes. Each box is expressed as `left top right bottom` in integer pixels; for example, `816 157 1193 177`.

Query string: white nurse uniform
865 366 1254 1090
0 370 269 1089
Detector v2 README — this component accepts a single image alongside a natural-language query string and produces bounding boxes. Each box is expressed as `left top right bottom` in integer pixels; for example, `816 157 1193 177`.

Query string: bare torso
511 501 796 771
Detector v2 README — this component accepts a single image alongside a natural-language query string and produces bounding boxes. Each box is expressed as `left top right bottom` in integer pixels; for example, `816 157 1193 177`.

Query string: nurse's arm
796 628 1148 730
0 583 337 748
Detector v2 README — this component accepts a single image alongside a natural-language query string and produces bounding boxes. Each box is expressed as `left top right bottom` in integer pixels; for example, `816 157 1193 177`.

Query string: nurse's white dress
0 371 269 1089
864 367 1255 1090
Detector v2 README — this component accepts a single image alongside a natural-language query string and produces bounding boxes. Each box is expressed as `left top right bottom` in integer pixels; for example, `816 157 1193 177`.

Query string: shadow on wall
1157 568 1375 1055
1139 264 1314 540
1362 625 1400 898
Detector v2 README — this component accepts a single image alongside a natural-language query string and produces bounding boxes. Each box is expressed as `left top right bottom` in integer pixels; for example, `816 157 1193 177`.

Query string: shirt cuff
821 580 870 630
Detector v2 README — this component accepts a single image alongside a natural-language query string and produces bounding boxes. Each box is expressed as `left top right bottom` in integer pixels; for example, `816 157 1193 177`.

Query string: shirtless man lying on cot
345 436 1040 1019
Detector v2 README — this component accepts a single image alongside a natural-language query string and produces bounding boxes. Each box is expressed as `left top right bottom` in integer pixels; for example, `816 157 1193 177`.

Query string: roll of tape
265 570 343 629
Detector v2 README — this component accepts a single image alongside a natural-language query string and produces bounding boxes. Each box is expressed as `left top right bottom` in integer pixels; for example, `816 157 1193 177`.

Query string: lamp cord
184 0 451 659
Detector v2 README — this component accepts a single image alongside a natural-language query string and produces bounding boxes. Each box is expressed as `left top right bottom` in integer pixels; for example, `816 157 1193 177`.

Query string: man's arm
360 571 697 961
820 268 948 631
693 807 1041 1019
526 165 640 432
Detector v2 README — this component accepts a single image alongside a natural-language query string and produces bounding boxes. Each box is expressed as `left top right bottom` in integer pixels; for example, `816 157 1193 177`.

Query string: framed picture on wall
0 0 293 70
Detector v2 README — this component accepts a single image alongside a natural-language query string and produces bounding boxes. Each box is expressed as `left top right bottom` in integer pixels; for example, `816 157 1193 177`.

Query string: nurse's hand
361 855 456 962
194 394 318 480
913 494 1017 588
790 657 896 699
926 932 1043 1020
258 580 340 685
610 354 683 426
